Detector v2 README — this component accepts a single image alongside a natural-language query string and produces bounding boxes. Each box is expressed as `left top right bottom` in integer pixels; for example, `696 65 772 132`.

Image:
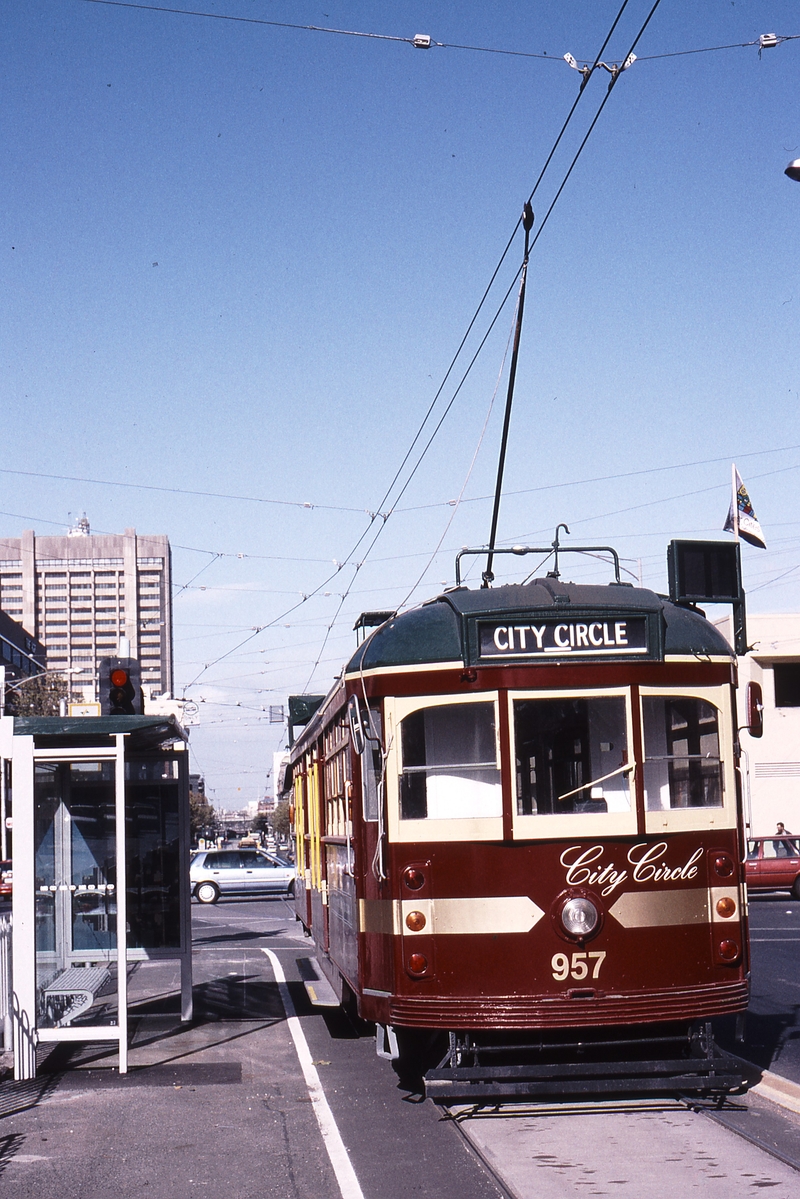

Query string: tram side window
361 708 383 822
399 702 501 820
513 697 630 816
642 696 723 810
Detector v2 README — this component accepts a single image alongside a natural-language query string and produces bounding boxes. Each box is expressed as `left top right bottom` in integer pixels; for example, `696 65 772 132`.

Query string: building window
774 663 800 708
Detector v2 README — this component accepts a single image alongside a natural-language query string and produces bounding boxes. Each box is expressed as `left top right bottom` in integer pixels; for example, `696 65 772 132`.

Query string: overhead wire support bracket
564 50 637 88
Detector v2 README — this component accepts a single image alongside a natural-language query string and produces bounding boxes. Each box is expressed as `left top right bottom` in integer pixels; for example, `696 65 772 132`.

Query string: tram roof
346 577 733 672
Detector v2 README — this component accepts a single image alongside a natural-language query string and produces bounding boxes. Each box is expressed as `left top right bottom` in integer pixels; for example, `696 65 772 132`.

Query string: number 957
551 950 606 981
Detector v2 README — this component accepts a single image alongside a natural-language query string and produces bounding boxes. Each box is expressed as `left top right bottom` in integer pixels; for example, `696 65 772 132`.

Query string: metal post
0 756 7 862
114 734 128 1074
177 747 193 1022
11 735 36 1080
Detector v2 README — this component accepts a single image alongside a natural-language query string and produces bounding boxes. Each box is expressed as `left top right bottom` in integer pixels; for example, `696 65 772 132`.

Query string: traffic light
99 657 142 715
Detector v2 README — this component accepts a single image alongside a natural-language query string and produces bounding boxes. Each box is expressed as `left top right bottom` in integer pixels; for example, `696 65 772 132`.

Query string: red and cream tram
287 540 758 1100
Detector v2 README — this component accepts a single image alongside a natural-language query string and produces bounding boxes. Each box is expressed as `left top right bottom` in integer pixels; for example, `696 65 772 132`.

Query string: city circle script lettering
478 616 648 658
560 842 703 896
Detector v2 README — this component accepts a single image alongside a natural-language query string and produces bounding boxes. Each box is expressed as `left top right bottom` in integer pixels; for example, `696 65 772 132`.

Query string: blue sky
2 2 800 807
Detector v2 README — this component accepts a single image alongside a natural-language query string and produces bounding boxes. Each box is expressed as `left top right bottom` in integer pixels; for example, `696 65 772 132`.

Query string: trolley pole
483 202 534 588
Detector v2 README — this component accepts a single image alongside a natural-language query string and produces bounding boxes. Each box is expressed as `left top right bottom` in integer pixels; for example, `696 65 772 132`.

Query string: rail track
442 1084 800 1199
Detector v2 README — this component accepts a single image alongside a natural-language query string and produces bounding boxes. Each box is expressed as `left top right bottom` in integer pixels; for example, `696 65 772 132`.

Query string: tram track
681 1092 800 1175
438 1087 800 1198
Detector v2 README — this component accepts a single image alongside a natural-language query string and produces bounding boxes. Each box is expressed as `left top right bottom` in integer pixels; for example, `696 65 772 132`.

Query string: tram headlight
560 897 599 939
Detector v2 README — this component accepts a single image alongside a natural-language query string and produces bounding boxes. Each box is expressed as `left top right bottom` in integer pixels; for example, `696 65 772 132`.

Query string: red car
746 837 800 899
0 860 11 898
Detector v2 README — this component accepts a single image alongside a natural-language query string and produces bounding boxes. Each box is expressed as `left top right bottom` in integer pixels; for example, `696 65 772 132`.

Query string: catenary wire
79 2 800 67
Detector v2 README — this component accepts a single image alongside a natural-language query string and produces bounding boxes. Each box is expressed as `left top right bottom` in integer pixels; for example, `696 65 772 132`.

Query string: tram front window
399 701 501 820
513 696 630 816
642 696 723 809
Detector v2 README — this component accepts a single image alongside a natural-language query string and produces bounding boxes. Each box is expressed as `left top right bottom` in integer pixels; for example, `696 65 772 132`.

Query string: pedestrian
775 822 794 856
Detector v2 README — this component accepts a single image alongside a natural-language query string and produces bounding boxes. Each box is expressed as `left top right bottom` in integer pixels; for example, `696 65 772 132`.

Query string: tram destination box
478 615 649 659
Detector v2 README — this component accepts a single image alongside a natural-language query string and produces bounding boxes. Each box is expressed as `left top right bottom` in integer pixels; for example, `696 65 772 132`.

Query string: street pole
0 666 6 859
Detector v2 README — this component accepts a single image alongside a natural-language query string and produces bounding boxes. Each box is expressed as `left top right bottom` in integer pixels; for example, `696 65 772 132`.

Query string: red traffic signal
99 658 142 715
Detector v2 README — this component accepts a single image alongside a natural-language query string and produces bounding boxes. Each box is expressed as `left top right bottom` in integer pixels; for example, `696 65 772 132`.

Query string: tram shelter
1 714 192 1080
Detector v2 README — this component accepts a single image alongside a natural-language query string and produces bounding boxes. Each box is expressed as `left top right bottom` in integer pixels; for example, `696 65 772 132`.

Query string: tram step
297 957 340 1007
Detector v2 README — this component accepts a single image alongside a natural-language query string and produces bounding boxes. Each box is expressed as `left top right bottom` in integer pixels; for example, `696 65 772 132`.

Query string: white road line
262 948 365 1199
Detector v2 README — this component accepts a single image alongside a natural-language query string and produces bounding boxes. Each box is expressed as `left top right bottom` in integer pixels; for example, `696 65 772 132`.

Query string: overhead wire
80 1 800 67
77 0 797 697
170 0 668 693
0 466 372 517
295 2 670 687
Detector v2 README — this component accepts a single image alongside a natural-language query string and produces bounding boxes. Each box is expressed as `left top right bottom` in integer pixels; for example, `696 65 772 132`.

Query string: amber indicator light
405 910 426 932
718 940 739 961
407 953 428 975
403 867 425 891
716 896 737 919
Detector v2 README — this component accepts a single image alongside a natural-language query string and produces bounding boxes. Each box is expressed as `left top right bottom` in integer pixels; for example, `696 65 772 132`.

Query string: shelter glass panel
125 757 182 951
34 761 119 1030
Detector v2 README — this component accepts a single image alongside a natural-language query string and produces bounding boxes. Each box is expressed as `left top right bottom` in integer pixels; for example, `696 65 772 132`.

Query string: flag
724 466 767 549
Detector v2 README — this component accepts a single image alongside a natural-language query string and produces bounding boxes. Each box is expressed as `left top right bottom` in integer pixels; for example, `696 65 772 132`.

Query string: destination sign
478 616 649 659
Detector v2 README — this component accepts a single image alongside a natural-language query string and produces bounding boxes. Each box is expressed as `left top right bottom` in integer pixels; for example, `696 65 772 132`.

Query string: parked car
745 836 800 899
189 848 295 904
0 860 11 898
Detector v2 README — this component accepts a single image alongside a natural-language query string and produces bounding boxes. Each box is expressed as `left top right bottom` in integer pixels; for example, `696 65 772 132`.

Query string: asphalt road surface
734 892 800 1083
1 889 799 1198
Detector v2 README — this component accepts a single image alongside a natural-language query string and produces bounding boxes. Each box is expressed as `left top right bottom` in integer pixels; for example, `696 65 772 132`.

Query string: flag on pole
724 466 767 549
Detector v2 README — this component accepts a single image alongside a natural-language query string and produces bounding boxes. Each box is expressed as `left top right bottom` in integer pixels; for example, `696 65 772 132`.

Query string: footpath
0 950 341 1199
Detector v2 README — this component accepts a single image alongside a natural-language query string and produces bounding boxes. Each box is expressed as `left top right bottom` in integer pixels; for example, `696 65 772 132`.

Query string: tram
287 537 759 1100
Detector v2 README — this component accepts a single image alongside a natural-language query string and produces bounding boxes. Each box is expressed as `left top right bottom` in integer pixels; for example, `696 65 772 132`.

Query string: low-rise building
716 612 800 836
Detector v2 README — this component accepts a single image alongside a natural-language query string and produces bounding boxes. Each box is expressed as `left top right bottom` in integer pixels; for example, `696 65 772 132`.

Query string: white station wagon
190 848 295 904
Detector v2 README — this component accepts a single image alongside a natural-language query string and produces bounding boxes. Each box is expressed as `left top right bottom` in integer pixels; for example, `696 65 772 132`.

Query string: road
735 892 800 1082
0 890 799 1197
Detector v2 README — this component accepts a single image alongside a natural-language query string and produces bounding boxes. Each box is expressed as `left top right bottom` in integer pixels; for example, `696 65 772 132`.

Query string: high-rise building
0 520 173 702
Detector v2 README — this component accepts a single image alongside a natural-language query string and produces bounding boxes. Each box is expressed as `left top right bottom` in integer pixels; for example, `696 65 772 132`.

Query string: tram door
34 761 119 1027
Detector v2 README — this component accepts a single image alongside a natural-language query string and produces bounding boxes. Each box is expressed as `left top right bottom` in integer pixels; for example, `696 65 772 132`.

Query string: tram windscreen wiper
557 762 634 804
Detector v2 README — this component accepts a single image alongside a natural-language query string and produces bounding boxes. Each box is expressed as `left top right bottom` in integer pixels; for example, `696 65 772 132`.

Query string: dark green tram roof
346 578 732 673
